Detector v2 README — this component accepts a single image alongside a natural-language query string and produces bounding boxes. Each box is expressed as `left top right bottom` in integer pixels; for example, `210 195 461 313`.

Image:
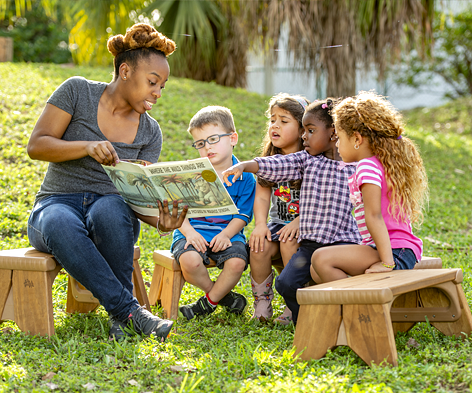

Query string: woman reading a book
26 23 187 341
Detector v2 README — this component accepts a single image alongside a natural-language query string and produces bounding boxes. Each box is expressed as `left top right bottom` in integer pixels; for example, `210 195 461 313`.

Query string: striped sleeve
356 159 382 189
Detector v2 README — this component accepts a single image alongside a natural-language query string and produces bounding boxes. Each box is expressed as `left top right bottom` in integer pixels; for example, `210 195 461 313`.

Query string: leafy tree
0 1 71 63
392 8 472 99
241 0 436 97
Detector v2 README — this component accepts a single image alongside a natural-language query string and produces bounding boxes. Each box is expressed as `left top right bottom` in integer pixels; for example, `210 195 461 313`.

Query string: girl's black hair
305 98 338 128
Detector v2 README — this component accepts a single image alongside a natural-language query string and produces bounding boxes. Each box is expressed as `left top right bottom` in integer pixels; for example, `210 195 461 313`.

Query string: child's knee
223 257 246 275
179 252 204 272
311 248 329 271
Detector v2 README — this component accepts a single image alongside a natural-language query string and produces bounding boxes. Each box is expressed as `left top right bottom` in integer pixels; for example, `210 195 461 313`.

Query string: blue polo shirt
171 155 256 248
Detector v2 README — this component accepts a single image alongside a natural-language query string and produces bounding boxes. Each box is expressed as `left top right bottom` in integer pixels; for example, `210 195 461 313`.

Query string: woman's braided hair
333 91 428 224
107 23 176 81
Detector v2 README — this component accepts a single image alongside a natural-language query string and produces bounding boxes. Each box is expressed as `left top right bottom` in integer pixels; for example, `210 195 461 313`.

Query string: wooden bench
149 250 217 319
293 264 472 367
0 246 150 336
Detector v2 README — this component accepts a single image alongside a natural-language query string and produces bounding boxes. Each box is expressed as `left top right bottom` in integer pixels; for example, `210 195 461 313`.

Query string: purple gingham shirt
255 151 361 244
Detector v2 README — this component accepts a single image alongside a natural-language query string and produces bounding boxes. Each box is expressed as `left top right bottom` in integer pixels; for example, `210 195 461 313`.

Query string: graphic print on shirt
273 182 300 223
348 159 383 246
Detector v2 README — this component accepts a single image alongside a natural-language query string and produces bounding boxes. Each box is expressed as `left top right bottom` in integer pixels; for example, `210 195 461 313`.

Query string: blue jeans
27 193 141 321
275 240 354 324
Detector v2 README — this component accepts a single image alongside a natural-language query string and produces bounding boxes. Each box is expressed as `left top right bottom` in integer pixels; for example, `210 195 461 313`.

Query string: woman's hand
276 217 299 243
249 223 271 253
86 141 119 166
157 199 188 232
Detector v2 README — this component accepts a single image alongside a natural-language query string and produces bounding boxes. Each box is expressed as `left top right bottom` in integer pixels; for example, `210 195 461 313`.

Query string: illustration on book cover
102 157 238 218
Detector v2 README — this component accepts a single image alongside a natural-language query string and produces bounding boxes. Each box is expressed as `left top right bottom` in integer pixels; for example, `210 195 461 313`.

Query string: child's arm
276 216 300 243
249 183 272 253
222 160 259 186
361 183 395 273
210 218 247 253
178 218 209 253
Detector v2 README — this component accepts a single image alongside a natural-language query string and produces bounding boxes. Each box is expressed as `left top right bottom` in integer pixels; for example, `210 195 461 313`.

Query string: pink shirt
348 156 422 261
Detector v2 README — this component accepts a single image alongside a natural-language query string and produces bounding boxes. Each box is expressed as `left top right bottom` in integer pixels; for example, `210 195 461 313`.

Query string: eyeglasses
192 133 233 149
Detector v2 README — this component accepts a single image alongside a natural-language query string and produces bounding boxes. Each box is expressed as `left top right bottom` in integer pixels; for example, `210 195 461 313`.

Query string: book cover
102 157 239 218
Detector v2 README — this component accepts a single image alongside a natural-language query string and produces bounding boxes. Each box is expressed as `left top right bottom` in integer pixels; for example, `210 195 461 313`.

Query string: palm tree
107 170 126 193
160 174 192 205
241 0 435 96
126 173 146 200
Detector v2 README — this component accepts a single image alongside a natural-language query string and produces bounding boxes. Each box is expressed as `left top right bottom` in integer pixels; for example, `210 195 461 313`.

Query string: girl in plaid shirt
223 99 361 324
311 91 427 283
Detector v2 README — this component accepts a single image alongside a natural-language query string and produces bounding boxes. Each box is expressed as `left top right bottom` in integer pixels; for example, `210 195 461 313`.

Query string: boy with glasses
172 106 256 320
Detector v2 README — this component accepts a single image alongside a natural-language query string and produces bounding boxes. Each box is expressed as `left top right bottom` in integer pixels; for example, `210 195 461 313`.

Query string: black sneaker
219 291 247 314
127 306 173 341
179 295 216 320
108 316 132 341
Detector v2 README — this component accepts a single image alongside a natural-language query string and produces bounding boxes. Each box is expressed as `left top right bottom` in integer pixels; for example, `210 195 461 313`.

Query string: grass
1 63 472 392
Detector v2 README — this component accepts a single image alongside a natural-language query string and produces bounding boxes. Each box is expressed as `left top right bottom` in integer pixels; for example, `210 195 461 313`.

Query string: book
102 157 239 218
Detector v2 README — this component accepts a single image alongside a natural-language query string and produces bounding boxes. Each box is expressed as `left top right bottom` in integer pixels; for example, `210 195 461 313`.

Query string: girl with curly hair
27 23 187 341
311 91 428 283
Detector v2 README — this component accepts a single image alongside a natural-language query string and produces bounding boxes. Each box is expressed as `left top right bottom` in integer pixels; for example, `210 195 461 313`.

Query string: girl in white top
250 93 309 324
311 91 428 283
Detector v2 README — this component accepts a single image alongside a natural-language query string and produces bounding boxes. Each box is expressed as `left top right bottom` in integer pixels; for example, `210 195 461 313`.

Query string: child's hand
184 231 209 253
210 233 232 253
365 261 395 274
249 223 271 253
276 220 299 243
222 163 245 186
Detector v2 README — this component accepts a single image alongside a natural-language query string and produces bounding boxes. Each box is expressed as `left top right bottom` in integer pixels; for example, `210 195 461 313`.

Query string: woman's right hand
86 141 119 166
157 199 188 232
249 223 271 253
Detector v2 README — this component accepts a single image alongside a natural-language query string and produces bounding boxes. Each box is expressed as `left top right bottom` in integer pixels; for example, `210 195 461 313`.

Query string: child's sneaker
219 291 247 314
179 295 216 320
108 316 132 341
128 306 173 340
274 306 293 325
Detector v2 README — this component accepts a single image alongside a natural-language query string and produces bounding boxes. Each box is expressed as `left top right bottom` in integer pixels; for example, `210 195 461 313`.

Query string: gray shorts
172 239 249 270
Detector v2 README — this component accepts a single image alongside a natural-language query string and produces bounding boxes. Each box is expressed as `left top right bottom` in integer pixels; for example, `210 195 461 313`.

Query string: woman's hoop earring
354 144 360 150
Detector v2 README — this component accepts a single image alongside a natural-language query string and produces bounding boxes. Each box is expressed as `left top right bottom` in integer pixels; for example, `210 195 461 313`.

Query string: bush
0 2 72 63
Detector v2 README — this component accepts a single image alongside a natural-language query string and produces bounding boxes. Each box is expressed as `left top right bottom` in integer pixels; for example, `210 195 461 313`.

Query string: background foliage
393 6 472 99
1 63 472 392
0 2 71 63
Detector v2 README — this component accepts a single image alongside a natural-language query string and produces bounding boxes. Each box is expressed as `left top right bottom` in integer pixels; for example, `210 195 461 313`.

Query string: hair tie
322 103 328 109
294 97 308 110
397 135 402 140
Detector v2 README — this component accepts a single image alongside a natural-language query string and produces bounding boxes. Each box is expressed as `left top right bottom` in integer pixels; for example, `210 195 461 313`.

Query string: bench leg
66 276 100 314
12 266 61 336
392 291 418 335
293 304 342 360
420 284 472 338
0 269 12 319
149 264 185 320
343 303 398 366
132 257 151 310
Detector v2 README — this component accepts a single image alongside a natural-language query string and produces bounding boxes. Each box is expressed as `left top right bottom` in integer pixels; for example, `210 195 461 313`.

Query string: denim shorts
369 246 417 270
172 239 249 270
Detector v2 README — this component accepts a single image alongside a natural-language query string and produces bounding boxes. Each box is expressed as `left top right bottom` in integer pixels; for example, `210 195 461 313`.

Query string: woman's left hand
157 199 188 232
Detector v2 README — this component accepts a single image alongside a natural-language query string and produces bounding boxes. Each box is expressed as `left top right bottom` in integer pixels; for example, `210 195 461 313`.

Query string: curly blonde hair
333 91 428 224
107 23 176 80
259 93 309 188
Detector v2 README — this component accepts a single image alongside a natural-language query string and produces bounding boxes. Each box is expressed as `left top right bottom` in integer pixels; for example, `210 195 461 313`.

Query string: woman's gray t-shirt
35 76 162 203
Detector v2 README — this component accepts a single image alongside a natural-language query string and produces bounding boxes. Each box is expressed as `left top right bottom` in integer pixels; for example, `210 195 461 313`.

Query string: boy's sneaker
219 291 247 314
179 295 216 320
108 316 132 341
127 306 173 341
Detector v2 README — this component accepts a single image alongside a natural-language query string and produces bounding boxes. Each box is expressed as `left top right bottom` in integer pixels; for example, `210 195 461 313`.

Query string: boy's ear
230 131 238 147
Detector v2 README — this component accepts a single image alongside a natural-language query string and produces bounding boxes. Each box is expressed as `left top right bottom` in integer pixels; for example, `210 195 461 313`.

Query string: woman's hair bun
107 23 176 57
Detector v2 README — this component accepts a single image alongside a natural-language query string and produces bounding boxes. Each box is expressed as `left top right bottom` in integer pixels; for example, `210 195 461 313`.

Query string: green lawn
1 63 472 393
